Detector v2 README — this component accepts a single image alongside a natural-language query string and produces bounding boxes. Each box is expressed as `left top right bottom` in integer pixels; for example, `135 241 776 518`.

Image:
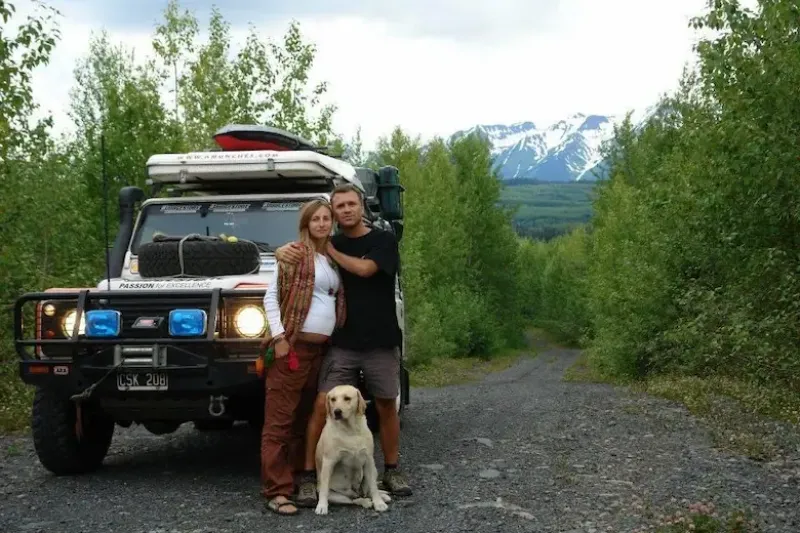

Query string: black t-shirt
330 228 402 351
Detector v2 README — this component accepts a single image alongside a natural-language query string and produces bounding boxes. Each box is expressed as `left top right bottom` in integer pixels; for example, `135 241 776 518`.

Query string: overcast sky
20 0 714 149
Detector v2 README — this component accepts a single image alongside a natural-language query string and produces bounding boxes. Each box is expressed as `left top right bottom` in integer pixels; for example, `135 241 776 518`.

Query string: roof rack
143 124 364 197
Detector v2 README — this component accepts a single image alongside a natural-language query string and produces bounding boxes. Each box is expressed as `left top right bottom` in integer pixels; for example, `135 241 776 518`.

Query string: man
274 183 412 507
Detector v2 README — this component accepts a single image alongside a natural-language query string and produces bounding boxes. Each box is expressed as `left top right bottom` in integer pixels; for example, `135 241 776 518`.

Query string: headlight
61 309 86 336
234 305 266 337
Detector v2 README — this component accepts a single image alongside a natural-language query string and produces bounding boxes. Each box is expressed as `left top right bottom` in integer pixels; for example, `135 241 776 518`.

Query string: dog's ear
357 390 367 417
326 392 334 419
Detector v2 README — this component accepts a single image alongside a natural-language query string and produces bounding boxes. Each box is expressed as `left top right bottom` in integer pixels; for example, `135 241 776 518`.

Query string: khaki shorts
318 345 400 399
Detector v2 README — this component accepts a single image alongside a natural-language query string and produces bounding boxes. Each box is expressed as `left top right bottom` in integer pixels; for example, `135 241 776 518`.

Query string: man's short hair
330 182 364 204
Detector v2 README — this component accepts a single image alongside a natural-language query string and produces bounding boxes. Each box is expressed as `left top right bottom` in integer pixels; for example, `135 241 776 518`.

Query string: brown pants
260 340 325 499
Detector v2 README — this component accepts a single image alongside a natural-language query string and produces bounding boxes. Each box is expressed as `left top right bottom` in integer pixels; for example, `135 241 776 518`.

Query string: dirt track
1 344 799 532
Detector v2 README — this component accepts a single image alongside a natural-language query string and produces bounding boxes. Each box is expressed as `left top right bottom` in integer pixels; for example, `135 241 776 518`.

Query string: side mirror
355 167 382 214
391 220 404 241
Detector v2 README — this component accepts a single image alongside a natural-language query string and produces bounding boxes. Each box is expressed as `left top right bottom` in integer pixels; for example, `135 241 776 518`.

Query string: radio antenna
101 127 111 290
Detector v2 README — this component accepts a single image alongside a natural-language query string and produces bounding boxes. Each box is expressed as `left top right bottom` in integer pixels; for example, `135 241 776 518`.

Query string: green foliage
515 228 590 345
370 128 527 365
527 0 800 398
149 1 337 150
0 0 73 431
0 0 59 159
647 501 760 533
499 181 596 241
69 31 184 243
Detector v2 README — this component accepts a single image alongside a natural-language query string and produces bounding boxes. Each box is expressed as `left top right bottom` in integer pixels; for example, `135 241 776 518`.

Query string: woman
259 199 346 515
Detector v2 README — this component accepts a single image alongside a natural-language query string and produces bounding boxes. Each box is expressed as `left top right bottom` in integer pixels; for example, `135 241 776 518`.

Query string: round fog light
234 305 266 337
61 309 86 336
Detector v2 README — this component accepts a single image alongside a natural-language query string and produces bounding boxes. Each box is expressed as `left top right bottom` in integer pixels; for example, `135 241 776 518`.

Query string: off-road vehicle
13 125 409 476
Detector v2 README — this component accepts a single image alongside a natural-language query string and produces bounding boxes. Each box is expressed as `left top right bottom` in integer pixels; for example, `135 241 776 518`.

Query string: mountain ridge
450 108 654 182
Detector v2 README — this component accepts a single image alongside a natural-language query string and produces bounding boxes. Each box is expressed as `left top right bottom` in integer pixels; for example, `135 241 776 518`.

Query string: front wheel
31 387 115 476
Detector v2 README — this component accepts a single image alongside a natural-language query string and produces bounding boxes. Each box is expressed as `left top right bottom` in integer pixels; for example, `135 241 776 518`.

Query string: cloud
283 0 709 146
56 0 567 42
18 0 712 150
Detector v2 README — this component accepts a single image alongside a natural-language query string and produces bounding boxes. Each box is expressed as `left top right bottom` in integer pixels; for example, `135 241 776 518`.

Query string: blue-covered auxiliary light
169 309 207 337
85 310 122 337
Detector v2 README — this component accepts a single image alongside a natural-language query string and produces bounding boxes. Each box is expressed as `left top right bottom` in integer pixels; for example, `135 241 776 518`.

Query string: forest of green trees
3 0 799 431
499 181 595 241
520 0 800 419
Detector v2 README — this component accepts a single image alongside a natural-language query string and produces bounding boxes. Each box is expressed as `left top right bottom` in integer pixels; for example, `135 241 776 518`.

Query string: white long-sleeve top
263 253 340 338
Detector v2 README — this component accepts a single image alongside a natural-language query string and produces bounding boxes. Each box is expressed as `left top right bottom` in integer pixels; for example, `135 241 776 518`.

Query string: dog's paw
373 499 389 512
315 501 329 515
379 490 392 503
352 497 372 509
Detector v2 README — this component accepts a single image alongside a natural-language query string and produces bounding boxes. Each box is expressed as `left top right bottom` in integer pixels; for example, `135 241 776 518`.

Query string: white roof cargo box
145 149 363 189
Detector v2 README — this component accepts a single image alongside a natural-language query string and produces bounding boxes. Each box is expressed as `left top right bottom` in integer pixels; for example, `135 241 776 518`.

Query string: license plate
116 372 168 391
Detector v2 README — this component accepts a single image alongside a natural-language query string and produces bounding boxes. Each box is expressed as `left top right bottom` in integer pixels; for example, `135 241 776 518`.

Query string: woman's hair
297 199 333 248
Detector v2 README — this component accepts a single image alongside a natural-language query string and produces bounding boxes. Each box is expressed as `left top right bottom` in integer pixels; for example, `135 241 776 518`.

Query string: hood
97 274 271 291
94 251 277 291
96 268 274 293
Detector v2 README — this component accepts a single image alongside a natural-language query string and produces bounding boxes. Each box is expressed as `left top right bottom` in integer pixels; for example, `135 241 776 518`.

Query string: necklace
319 254 336 296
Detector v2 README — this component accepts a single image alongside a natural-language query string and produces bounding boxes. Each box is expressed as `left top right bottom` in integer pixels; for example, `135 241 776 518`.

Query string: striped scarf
261 242 346 349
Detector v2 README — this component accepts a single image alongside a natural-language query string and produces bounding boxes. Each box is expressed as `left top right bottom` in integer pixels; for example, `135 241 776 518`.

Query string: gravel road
1 345 799 533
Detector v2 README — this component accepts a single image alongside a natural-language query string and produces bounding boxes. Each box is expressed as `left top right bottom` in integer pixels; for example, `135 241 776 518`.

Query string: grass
632 375 800 461
528 320 586 349
634 501 761 533
563 352 800 461
0 368 32 434
638 375 800 426
562 352 614 384
5 442 22 457
408 323 542 388
409 347 536 388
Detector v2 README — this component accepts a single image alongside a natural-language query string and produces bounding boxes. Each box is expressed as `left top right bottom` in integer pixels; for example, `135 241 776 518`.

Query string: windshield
130 200 311 254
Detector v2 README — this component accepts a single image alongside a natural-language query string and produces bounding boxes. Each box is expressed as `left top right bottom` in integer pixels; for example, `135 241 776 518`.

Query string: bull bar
13 287 267 370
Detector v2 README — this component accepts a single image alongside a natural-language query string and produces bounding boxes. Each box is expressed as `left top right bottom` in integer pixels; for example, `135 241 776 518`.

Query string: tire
246 403 265 433
138 238 260 278
194 419 235 431
31 387 115 476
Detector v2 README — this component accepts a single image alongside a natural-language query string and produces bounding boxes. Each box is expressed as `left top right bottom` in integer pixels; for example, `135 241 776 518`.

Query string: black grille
95 295 214 339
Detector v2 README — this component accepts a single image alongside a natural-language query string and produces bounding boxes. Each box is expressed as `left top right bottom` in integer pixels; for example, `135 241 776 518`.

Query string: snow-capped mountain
450 110 651 182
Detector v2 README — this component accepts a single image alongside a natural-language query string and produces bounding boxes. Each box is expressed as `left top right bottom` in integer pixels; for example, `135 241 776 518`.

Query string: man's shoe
295 471 317 508
382 468 413 497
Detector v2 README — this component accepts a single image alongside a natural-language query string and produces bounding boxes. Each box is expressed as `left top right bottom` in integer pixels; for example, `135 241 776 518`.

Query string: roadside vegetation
0 0 535 431
639 501 760 533
524 0 800 462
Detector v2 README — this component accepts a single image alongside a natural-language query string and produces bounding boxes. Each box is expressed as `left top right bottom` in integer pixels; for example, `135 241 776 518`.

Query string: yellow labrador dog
314 385 391 515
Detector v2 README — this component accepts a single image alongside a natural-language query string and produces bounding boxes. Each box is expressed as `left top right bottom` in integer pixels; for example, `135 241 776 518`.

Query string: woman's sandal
267 496 299 516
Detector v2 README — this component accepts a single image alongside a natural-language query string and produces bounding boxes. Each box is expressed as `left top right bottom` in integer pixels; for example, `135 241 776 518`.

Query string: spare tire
138 238 261 278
